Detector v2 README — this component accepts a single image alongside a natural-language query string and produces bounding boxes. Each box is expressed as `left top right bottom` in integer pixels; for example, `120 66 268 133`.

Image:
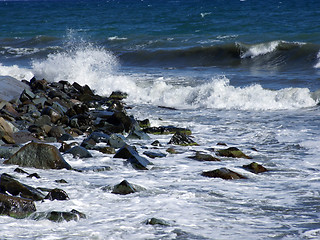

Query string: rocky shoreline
0 76 267 223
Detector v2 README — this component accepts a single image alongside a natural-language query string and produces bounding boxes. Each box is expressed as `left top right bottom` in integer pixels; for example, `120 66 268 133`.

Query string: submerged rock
143 151 167 159
168 131 198 146
201 167 247 180
30 209 86 222
188 152 220 161
0 193 36 218
44 188 69 201
243 162 268 174
217 147 252 159
145 217 170 226
4 142 72 170
0 173 45 201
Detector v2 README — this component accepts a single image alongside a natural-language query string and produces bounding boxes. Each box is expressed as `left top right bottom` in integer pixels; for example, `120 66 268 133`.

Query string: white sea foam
0 63 33 80
108 36 128 41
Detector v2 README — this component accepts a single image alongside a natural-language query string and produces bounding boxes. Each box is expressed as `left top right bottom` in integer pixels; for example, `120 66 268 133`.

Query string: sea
0 0 320 239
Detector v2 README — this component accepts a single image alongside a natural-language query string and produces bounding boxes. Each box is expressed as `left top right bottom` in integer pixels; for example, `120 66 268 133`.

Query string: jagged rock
0 193 36 218
65 146 92 158
59 142 78 153
57 133 74 142
201 168 247 180
87 131 110 143
4 142 72 170
145 217 170 226
0 173 45 201
109 91 128 100
114 145 152 170
168 132 198 146
45 188 69 201
108 134 126 149
144 126 192 135
48 126 66 138
243 162 268 174
107 112 133 132
111 180 143 195
188 152 220 161
138 119 150 129
151 140 162 147
30 209 86 222
127 126 151 140
0 146 20 159
143 151 167 159
27 173 40 179
41 107 61 123
34 115 52 126
0 117 15 144
217 147 252 159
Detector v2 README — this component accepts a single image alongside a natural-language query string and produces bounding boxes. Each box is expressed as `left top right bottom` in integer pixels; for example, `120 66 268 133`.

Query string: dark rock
127 126 151 140
217 147 252 159
0 193 36 218
151 140 162 147
27 173 41 179
19 89 35 102
55 179 68 184
80 166 112 172
217 142 228 146
109 91 128 100
97 146 116 154
81 138 97 149
59 141 78 153
111 180 139 195
65 146 92 158
114 145 151 170
87 131 110 143
168 132 198 146
48 126 66 138
34 115 52 126
201 168 247 180
188 152 220 161
166 147 177 154
138 119 150 129
243 162 268 174
107 112 133 132
14 168 29 174
144 126 192 135
41 107 61 123
143 151 167 159
158 105 177 110
57 133 74 142
0 173 45 201
145 217 170 226
4 142 72 170
30 209 86 222
45 188 69 201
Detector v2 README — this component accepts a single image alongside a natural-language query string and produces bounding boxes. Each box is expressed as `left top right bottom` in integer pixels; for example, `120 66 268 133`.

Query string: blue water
1 1 320 239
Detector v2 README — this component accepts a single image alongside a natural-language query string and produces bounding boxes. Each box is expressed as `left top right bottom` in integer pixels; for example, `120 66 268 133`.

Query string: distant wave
314 51 320 68
119 41 320 70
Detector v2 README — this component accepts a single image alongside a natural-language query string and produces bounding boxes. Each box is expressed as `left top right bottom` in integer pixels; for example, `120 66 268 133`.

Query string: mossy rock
201 167 247 180
188 152 220 161
144 126 192 135
243 162 268 174
0 193 36 219
217 147 252 159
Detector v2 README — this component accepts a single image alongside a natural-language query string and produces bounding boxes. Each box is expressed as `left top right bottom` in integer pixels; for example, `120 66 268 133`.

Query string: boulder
0 193 36 218
30 209 86 222
0 146 20 159
48 126 66 138
4 142 72 170
188 152 220 161
201 168 247 180
87 131 110 143
114 145 152 170
0 76 30 102
217 147 252 159
111 180 144 195
243 162 268 174
168 132 198 146
0 173 45 201
65 146 92 158
108 134 126 149
0 117 15 144
44 188 69 201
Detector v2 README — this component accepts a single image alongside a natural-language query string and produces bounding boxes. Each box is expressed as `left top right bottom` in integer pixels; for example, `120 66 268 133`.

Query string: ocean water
1 0 320 239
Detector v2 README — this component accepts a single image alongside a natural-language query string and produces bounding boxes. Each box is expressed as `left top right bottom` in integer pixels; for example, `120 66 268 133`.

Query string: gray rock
111 180 144 195
108 134 126 149
30 209 86 222
0 193 36 218
48 126 66 138
65 146 92 158
4 142 72 170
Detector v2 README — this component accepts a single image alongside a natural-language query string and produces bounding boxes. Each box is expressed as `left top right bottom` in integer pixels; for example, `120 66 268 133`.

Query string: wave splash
3 38 316 111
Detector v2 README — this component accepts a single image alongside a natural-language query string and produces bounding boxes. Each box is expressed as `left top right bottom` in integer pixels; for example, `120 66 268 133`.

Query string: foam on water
239 41 282 58
314 50 320 68
0 63 33 81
